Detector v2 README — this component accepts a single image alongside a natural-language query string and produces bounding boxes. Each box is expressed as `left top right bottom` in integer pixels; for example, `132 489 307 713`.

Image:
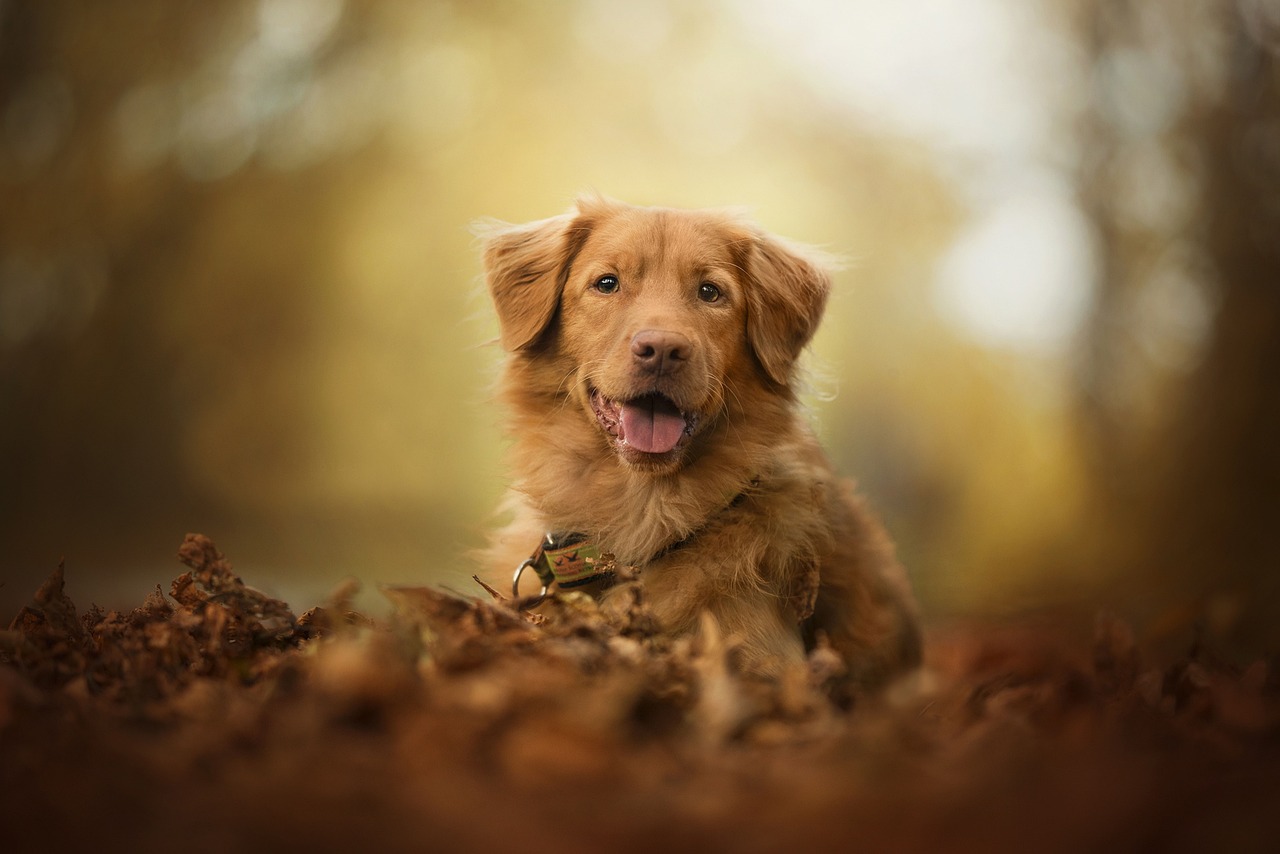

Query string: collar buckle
511 532 615 608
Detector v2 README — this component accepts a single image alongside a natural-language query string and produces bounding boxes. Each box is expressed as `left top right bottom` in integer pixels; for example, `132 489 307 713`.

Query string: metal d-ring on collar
512 557 549 603
511 543 551 603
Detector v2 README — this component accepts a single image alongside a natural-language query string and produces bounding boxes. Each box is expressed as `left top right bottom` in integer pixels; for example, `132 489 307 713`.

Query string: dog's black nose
631 329 690 375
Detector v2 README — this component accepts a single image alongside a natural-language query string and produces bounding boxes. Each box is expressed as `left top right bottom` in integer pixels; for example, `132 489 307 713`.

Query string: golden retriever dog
479 196 920 689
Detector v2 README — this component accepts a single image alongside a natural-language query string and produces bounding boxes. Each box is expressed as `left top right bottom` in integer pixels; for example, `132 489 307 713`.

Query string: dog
478 196 920 689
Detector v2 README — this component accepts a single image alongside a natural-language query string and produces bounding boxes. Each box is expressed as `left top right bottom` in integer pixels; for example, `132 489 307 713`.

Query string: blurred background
2 0 1278 653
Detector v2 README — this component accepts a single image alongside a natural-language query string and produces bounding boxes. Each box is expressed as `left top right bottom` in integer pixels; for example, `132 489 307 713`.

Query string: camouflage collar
511 478 757 606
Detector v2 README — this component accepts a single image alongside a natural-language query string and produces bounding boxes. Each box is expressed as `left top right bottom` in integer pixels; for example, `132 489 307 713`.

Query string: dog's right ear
476 212 592 351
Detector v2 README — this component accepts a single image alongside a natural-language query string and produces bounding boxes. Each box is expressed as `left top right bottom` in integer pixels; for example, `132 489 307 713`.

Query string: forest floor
3 534 1279 853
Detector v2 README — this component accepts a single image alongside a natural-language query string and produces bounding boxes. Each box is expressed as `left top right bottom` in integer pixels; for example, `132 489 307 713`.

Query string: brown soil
3 534 1278 853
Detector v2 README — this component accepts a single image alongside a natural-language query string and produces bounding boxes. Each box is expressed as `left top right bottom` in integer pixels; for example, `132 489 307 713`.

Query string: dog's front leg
634 566 807 677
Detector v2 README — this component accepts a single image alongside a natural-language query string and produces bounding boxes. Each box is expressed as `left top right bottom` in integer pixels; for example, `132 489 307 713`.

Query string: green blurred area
2 0 1278 653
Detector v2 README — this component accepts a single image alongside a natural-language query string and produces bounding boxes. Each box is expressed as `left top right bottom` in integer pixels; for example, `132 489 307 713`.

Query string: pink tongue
620 397 686 454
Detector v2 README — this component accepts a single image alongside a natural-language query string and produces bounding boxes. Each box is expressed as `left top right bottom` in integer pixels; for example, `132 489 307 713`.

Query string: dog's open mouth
590 388 698 457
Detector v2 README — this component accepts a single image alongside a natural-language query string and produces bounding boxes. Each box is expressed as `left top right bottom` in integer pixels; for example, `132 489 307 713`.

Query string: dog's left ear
743 232 833 387
478 211 593 351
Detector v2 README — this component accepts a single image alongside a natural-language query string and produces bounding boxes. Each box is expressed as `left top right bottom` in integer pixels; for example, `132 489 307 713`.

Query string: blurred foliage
1 0 1277 652
1073 0 1280 653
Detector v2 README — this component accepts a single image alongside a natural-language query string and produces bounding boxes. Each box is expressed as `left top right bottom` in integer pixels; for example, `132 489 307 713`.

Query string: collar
511 478 757 604
512 531 610 603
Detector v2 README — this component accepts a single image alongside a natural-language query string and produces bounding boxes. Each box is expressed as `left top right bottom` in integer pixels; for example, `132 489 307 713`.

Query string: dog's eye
697 282 721 303
593 275 620 294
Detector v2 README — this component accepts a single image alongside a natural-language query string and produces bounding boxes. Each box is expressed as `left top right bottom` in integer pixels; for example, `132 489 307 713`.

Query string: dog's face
482 197 831 473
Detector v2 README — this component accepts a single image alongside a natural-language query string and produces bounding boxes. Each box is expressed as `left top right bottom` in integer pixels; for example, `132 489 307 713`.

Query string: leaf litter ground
3 534 1279 852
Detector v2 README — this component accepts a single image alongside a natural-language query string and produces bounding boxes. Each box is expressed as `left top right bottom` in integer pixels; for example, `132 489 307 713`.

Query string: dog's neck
505 386 797 564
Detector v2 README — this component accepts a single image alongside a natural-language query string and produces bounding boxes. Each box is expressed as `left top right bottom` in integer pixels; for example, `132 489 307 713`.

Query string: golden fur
479 196 920 688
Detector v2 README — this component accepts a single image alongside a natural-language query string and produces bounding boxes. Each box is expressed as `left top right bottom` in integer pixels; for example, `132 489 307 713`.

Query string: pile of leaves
3 535 1279 853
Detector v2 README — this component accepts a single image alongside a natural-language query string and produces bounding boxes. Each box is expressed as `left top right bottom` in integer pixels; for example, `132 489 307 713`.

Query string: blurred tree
1 3 206 535
1075 0 1280 650
1 2 324 548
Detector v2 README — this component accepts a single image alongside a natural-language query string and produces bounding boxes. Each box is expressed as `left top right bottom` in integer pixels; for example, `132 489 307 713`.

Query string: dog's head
480 196 831 472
